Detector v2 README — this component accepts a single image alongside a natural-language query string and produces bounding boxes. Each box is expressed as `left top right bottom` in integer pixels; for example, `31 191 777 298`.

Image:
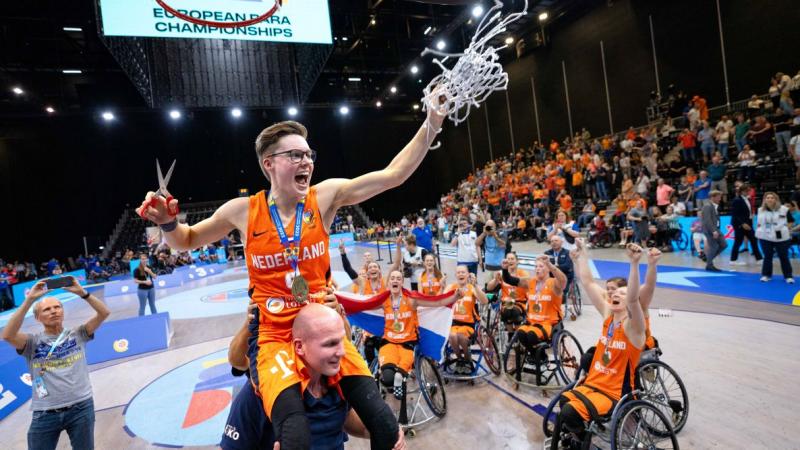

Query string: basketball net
421 0 529 149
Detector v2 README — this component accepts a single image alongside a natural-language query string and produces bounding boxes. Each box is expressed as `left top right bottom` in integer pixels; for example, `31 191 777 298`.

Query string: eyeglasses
266 149 317 164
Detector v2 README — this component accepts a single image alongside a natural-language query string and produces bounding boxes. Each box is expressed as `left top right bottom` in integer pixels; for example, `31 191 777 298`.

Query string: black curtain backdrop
1 0 797 261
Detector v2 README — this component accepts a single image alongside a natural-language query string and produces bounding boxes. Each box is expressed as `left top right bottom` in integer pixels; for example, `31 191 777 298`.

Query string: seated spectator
737 144 757 182
669 194 686 216
746 116 773 154
576 199 597 229
691 211 707 261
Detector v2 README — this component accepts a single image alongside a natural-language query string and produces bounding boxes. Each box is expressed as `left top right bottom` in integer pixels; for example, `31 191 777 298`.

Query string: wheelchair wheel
502 332 522 381
417 355 447 418
567 283 582 320
553 330 583 385
477 327 502 375
674 231 689 251
610 400 679 450
597 232 613 248
636 360 689 433
541 389 561 438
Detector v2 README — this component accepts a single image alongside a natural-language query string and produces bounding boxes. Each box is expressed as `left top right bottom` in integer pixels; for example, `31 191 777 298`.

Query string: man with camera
476 219 507 273
1 277 110 450
450 217 481 276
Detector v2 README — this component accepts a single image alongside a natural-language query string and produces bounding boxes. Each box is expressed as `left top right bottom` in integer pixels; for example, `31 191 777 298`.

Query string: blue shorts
220 382 273 450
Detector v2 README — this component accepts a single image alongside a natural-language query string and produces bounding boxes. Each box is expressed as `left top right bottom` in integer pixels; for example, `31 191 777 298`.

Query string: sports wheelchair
542 352 680 450
369 343 447 437
635 347 689 434
502 321 584 391
441 319 502 382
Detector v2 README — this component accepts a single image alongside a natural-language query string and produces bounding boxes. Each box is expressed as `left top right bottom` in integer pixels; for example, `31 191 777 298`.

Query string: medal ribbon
268 192 306 273
604 320 619 360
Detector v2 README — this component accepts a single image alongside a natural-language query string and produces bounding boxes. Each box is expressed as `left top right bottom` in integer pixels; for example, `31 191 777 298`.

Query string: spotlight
436 40 446 50
390 86 397 94
339 106 350 115
348 77 362 82
169 110 182 120
288 106 298 116
538 12 549 21
342 36 349 41
45 106 55 114
63 27 83 32
62 69 82 74
424 26 432 36
376 101 382 108
101 111 115 121
413 104 420 110
410 65 419 74
231 108 242 118
472 5 484 18
370 18 376 26
12 86 23 95
504 36 514 45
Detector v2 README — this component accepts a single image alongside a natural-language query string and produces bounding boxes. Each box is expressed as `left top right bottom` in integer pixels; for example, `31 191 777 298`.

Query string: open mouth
611 300 620 305
294 173 310 187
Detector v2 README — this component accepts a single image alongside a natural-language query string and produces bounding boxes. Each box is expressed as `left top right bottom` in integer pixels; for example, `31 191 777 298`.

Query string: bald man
2 278 110 450
222 304 405 450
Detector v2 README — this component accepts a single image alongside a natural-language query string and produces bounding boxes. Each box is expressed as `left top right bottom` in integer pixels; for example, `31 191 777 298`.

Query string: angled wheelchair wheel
636 360 689 434
568 283 582 319
417 356 447 418
477 326 502 375
541 389 562 438
610 400 679 450
502 332 522 381
553 330 583 385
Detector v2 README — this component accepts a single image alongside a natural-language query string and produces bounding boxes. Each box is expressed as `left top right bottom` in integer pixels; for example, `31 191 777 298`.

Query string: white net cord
420 0 529 150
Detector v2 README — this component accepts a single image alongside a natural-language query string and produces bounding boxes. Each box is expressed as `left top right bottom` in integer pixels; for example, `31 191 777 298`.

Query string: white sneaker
787 278 795 284
760 276 771 282
730 261 747 266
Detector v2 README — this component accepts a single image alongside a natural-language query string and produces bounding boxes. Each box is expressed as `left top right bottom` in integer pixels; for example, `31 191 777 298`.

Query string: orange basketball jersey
501 268 529 307
354 277 385 295
583 316 643 400
524 278 562 326
448 283 478 324
246 188 330 341
419 271 444 295
382 294 419 344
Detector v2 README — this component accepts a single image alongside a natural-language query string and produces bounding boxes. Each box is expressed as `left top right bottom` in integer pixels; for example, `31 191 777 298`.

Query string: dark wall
3 0 797 262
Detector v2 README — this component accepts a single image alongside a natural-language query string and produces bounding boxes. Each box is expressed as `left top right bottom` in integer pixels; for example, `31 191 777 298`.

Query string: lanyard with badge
33 329 70 398
268 193 309 304
602 321 619 364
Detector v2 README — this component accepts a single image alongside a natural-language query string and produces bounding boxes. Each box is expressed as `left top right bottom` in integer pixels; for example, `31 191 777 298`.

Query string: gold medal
602 351 611 364
291 275 309 304
533 303 541 313
457 302 467 315
509 290 517 300
393 320 403 332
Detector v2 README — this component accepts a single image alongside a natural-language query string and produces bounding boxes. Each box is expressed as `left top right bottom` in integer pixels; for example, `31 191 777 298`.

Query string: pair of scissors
142 159 179 218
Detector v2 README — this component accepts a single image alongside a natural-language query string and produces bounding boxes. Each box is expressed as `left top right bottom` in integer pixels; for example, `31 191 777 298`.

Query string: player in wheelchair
544 244 679 450
373 269 457 431
486 252 530 352
500 255 584 389
441 266 502 380
572 239 689 433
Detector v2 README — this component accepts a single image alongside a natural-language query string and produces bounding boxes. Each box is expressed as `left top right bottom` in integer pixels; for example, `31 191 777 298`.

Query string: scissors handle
140 194 179 219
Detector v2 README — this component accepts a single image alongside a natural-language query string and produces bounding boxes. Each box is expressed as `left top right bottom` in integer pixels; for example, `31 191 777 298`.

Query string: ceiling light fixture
436 40 446 50
472 5 484 18
412 104 420 110
63 27 82 32
339 106 350 115
376 101 382 108
45 106 55 114
342 36 349 41
370 18 376 26
288 106 298 116
62 69 82 74
424 26 432 35
504 36 514 45
231 108 243 118
410 65 419 74
348 77 362 82
102 111 115 121
169 110 181 120
539 12 549 21
12 87 23 95
390 86 397 94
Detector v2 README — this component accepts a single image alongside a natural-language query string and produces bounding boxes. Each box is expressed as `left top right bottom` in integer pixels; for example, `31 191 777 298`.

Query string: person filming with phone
1 276 110 450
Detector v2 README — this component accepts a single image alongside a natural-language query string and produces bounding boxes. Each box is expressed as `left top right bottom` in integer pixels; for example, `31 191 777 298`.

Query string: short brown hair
254 121 308 180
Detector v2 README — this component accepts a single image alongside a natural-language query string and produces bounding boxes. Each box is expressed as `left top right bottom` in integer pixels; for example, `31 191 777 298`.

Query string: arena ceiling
0 0 578 116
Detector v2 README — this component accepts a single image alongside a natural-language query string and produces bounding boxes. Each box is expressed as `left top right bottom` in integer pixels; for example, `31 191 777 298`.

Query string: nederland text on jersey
249 241 327 270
